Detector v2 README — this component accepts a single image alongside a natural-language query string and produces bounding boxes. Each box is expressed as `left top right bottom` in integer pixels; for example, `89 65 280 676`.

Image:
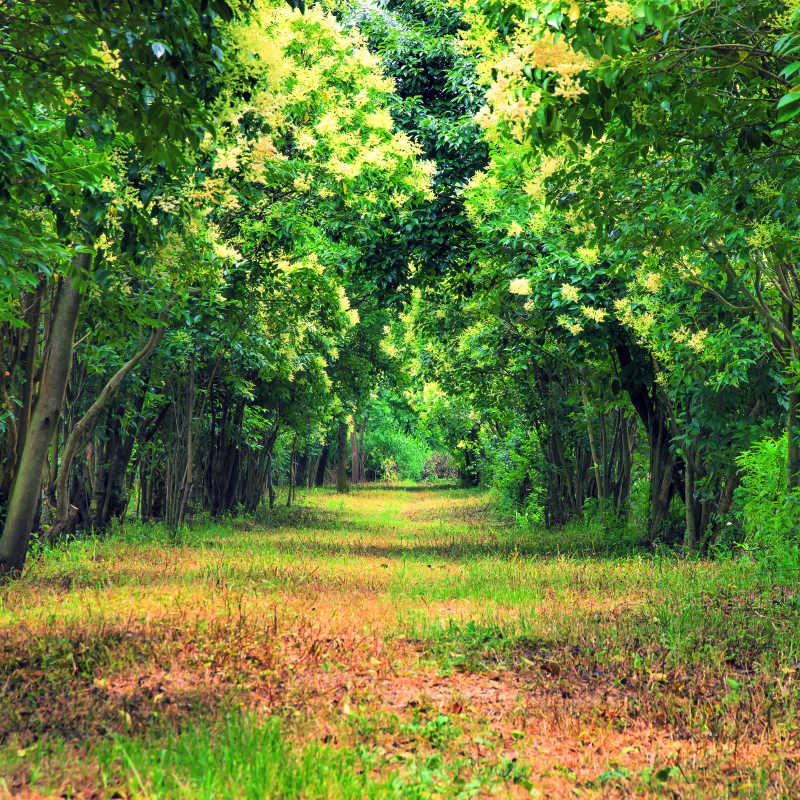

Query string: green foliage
369 428 430 481
736 436 800 584
362 390 432 481
482 424 543 519
5 0 800 576
347 0 488 285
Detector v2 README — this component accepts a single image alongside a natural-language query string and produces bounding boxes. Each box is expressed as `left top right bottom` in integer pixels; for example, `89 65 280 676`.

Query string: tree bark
683 452 697 550
581 389 606 503
615 342 680 540
267 451 275 510
287 436 297 507
789 386 800 490
0 269 83 574
337 420 349 493
350 426 360 485
16 280 44 466
357 415 367 483
48 319 165 538
315 444 328 487
176 358 195 527
263 423 279 510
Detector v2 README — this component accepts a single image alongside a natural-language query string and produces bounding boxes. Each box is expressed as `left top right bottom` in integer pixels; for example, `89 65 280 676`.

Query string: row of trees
405 0 800 548
4 0 800 573
0 0 441 573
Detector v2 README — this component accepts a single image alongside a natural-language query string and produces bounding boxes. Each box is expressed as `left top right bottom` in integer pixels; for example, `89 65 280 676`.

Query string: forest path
0 485 796 798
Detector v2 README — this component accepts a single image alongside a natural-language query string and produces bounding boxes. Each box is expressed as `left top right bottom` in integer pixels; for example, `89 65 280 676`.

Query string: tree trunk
683 452 697 550
16 280 44 469
581 389 606 503
717 468 739 519
789 386 800 490
615 342 680 540
176 359 195 527
48 320 164 538
267 450 275 509
287 436 297 507
309 451 322 488
350 427 359 485
357 416 367 483
0 270 83 574
337 420 349 493
315 445 328 487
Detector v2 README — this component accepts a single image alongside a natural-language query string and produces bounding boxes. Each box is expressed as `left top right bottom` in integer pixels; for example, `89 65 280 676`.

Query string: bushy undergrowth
421 451 458 481
365 427 431 481
735 434 800 584
482 426 545 520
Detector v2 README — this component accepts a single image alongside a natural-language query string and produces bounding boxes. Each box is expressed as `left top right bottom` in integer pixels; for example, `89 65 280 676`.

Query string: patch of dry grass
1 485 799 798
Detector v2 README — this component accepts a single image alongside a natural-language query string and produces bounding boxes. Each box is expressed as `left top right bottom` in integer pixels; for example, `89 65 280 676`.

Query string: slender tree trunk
683 452 697 550
99 429 136 529
16 281 44 464
267 451 275 509
789 386 800 490
581 389 605 503
357 416 367 483
717 468 739 518
176 359 195 527
48 321 164 538
315 445 328 487
287 436 297 507
615 342 683 540
0 270 84 574
350 426 359 485
337 421 349 493
310 451 322 489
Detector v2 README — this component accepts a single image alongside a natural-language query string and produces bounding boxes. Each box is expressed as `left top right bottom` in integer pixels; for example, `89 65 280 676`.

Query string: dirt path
1 485 797 798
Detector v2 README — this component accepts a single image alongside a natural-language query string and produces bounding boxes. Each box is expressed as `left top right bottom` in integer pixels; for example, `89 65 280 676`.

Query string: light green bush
735 434 800 584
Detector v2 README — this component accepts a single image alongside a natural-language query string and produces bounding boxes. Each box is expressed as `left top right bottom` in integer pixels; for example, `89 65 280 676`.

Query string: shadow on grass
261 536 641 560
349 483 467 493
250 503 639 560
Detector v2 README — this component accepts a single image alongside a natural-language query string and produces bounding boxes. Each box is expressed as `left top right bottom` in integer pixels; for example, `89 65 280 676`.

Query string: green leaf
22 152 46 173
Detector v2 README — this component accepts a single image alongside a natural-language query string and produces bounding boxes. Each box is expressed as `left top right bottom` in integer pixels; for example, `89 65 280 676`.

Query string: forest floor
1 485 799 799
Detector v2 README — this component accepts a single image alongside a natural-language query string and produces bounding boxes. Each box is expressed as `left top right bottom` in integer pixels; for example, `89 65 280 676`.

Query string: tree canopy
2 0 800 573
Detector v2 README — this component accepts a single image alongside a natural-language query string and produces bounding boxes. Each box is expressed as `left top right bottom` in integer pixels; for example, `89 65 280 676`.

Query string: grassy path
1 485 798 798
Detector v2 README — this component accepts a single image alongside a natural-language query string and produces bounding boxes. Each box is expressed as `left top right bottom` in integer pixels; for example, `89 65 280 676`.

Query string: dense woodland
2 0 800 577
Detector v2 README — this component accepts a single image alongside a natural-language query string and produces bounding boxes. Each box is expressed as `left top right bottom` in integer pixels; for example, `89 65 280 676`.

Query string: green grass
88 711 530 800
2 484 800 798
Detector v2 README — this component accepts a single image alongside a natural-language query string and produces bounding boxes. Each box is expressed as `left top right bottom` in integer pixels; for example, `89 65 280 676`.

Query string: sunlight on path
0 485 797 798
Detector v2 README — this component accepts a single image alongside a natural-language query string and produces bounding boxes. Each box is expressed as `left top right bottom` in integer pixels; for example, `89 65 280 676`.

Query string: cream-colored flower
576 246 599 265
604 1 635 25
687 329 708 353
581 305 607 323
561 283 580 303
509 277 531 295
643 272 662 293
557 314 583 336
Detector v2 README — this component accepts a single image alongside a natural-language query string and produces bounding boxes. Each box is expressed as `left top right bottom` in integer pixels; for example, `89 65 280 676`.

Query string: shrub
421 452 458 481
365 428 430 481
735 434 800 584
482 426 545 520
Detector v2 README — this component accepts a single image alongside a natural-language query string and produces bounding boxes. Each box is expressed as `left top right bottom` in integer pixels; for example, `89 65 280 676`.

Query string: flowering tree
0 0 432 571
446 0 798 544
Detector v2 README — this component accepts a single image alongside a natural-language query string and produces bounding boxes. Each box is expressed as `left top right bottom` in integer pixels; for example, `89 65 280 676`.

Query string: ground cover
1 485 798 798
